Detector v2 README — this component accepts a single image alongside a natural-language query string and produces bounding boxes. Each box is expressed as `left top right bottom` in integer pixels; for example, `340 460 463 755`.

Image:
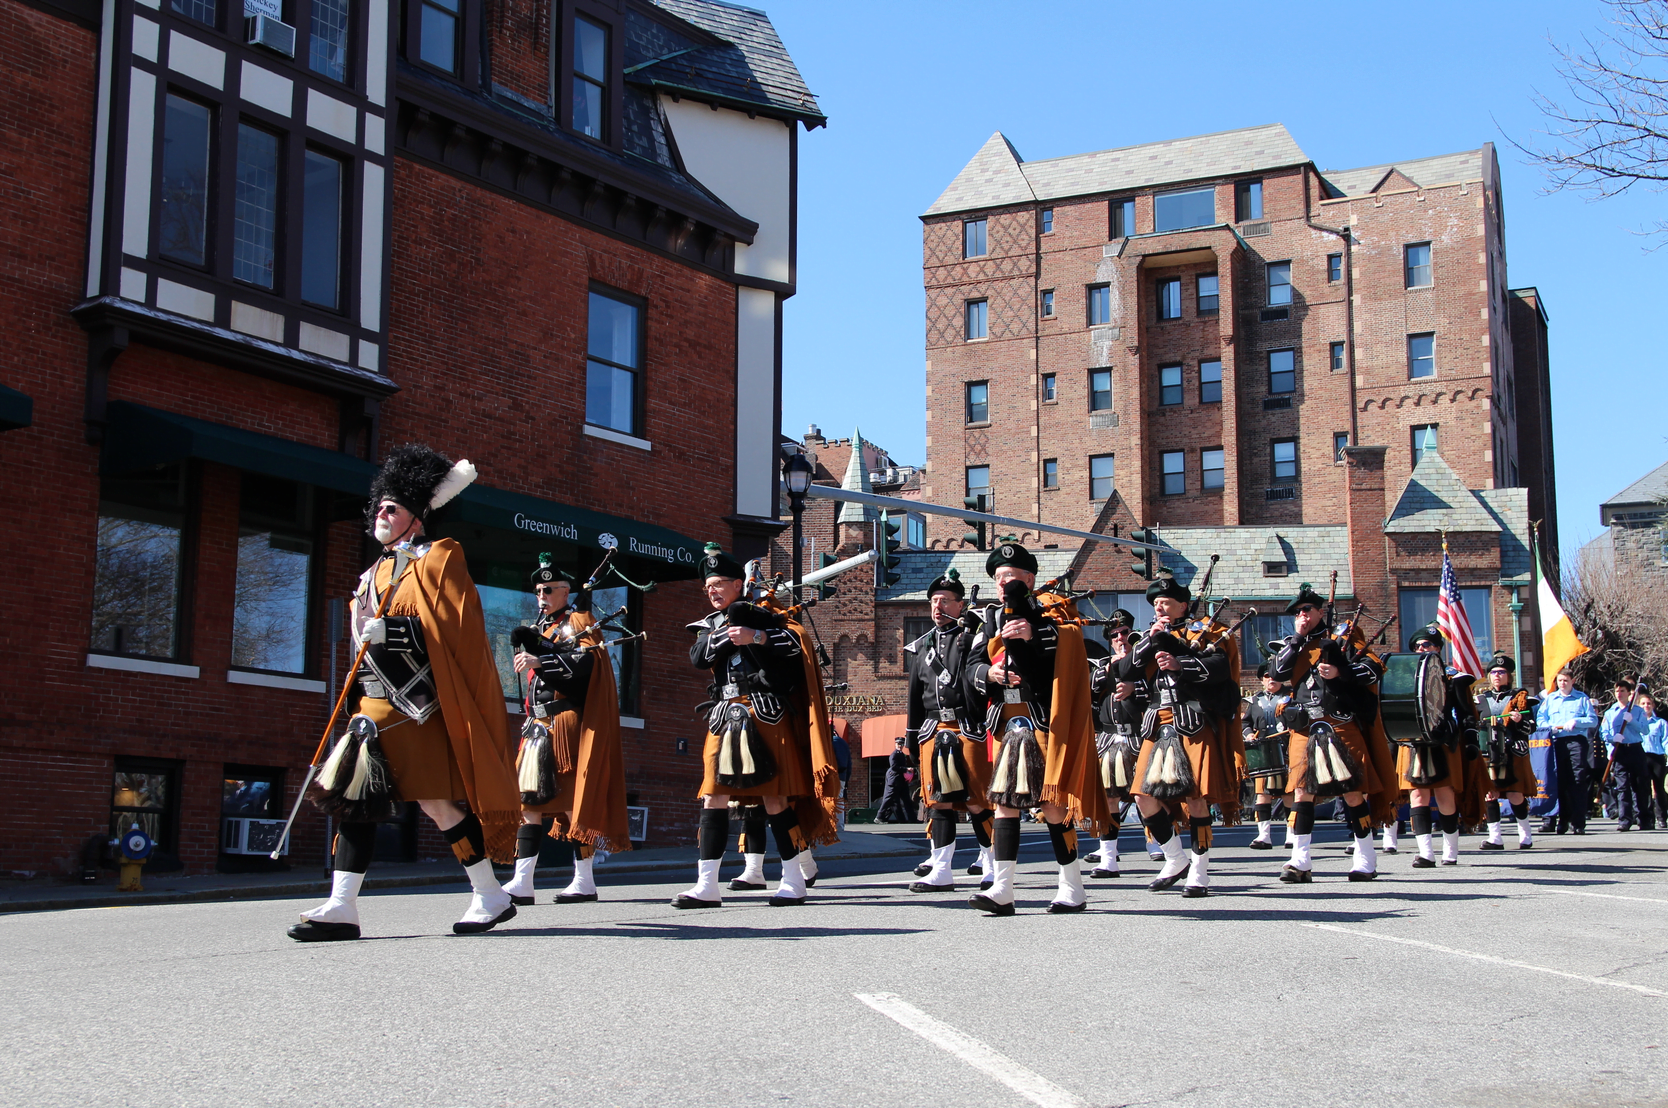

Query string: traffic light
814 552 837 600
962 495 987 550
1129 527 1156 579
874 512 902 588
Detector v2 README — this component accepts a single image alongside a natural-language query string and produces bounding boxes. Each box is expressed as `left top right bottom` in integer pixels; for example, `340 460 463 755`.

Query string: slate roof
635 0 824 125
1319 149 1485 197
1385 452 1501 533
924 124 1310 217
837 427 876 524
1152 527 1353 601
1600 459 1668 520
879 548 1081 603
1475 487 1533 581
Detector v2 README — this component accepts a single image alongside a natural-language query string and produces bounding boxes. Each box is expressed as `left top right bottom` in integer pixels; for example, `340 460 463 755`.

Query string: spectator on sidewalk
1537 670 1599 834
876 737 917 823
1638 691 1668 831
1601 676 1654 832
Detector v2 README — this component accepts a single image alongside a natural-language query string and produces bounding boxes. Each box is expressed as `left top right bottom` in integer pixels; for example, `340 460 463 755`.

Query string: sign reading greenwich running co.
509 510 699 565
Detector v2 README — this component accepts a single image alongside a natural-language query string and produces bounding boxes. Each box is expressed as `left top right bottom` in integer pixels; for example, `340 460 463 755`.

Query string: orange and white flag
1536 544 1587 680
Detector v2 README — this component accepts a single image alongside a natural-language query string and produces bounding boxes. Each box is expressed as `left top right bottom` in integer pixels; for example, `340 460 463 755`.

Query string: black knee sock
1254 802 1273 823
970 808 993 848
1189 816 1212 855
697 807 729 861
1485 799 1502 823
767 808 803 862
573 841 595 860
1511 800 1530 821
1293 801 1316 837
993 816 1021 862
1344 800 1371 840
443 813 486 867
1439 811 1460 835
930 809 958 848
1411 805 1433 836
332 821 377 874
515 824 543 860
1046 821 1078 864
738 805 767 854
1143 809 1175 846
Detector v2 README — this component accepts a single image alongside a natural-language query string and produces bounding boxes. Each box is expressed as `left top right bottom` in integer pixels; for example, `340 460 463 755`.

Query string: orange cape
401 538 522 862
546 611 632 853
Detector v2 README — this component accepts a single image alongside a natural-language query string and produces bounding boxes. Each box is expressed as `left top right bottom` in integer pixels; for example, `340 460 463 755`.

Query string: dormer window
418 0 460 72
572 15 609 140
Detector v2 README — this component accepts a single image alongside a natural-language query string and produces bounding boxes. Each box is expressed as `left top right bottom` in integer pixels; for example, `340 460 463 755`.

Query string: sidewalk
0 829 927 915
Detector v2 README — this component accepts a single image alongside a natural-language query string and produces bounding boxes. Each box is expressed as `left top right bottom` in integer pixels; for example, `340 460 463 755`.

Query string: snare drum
1379 652 1449 745
1245 731 1291 779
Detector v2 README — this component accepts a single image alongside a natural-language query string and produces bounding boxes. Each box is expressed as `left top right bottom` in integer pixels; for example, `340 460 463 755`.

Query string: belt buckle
532 703 549 719
362 679 387 700
721 682 741 700
1003 688 1023 704
938 708 958 722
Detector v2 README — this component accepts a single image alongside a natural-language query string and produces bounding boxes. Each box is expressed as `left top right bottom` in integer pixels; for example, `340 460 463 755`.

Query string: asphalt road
4 823 1665 1108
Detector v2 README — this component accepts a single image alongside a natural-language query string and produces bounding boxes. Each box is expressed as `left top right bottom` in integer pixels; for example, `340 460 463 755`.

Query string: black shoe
966 863 984 876
1412 856 1436 868
1480 842 1505 851
1181 885 1209 898
1089 868 1120 879
1149 864 1190 892
968 894 1015 916
508 895 535 906
1573 827 1586 835
453 902 517 935
1083 852 1101 864
1440 859 1458 866
767 894 806 907
1348 870 1378 882
913 863 932 877
555 891 598 903
909 881 955 893
1519 840 1534 849
1248 839 1274 850
979 878 993 891
804 876 818 888
1047 899 1088 913
1148 852 1164 862
287 919 360 942
1382 847 1399 855
671 894 721 909
1618 824 1634 833
1540 822 1558 834
1278 865 1312 884
727 878 766 891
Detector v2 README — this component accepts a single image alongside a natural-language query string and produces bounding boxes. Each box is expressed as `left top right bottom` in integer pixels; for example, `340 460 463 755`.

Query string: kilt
357 696 466 803
918 721 991 810
519 705 581 816
697 700 814 801
1131 707 1236 804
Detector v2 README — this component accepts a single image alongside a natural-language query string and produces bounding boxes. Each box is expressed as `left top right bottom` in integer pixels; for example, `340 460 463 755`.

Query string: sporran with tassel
929 729 971 804
1304 721 1363 797
517 718 560 806
1141 723 1195 801
1405 741 1448 787
711 702 776 790
987 715 1046 808
312 714 398 822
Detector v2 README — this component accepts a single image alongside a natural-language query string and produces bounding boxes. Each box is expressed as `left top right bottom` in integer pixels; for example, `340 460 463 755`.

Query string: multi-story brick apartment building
0 0 820 878
765 127 1563 794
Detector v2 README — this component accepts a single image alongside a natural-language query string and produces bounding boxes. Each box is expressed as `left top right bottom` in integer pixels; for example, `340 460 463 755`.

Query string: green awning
449 482 704 579
0 385 32 431
101 401 375 494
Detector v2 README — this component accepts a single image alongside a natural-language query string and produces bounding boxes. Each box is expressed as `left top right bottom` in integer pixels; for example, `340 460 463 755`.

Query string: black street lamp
782 452 815 599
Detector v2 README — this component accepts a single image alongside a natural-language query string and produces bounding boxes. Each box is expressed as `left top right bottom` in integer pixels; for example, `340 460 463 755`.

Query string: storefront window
110 760 179 851
591 584 640 715
91 466 187 659
232 475 314 674
222 772 281 818
477 581 541 701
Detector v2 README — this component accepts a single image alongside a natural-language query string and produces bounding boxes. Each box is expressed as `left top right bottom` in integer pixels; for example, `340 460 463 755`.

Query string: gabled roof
1320 149 1484 198
1385 452 1501 533
634 0 824 126
1475 487 1533 581
925 124 1309 218
1154 526 1353 601
1601 459 1668 514
836 427 875 524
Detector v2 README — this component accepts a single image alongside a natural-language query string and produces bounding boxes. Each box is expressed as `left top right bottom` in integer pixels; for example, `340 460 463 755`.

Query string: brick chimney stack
1342 445 1390 620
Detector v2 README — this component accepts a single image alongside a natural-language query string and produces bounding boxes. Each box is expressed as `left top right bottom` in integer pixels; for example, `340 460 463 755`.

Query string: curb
0 843 927 915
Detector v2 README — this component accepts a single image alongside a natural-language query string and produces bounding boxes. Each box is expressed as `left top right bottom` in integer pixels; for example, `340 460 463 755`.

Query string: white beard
372 518 396 544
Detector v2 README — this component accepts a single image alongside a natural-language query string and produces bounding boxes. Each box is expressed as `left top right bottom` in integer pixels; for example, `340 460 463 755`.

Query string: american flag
1437 549 1484 677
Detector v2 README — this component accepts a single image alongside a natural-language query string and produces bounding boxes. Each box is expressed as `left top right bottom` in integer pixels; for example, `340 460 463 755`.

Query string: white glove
361 617 386 645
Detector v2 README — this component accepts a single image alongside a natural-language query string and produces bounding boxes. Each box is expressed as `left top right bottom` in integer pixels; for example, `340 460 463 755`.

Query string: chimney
1342 445 1391 620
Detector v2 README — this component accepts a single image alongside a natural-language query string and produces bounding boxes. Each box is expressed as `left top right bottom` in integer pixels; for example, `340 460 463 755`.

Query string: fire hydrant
116 825 153 892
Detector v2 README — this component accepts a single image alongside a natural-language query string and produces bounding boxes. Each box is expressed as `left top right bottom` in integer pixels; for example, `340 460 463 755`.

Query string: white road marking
854 992 1089 1108
1302 923 1666 998
1553 889 1668 905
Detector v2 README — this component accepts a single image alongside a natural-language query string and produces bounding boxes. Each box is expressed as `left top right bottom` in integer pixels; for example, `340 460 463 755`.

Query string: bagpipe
510 548 651 661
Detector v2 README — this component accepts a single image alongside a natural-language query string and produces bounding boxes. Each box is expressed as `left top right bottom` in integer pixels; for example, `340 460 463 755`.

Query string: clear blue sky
769 0 1664 564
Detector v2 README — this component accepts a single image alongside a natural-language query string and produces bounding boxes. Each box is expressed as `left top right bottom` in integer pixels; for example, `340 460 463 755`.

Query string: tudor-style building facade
0 0 819 878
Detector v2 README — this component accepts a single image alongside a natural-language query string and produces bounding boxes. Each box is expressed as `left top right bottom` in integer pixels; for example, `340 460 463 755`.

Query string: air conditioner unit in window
245 14 297 57
222 816 290 855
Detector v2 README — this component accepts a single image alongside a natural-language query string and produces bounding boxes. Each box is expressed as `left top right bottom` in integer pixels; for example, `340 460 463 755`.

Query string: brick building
0 0 821 878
